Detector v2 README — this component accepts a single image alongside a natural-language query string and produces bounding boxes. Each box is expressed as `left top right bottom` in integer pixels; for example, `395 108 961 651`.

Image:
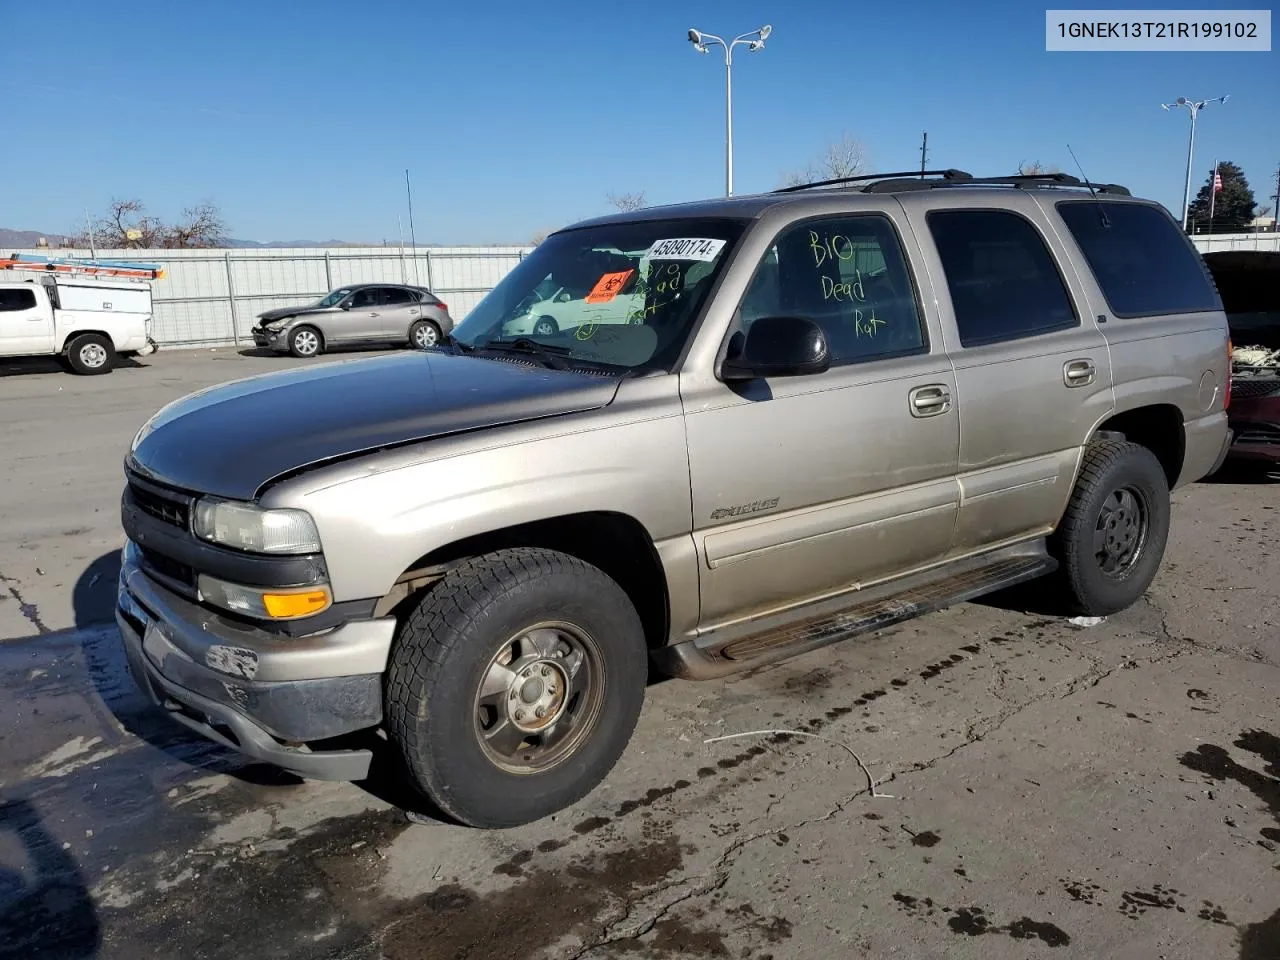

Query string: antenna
84 208 97 258
405 169 421 285
919 132 928 178
1067 144 1109 228
397 214 408 284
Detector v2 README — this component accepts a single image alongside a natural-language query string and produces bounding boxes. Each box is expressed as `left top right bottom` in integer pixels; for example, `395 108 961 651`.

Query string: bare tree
166 202 228 248
73 198 228 249
783 133 869 187
1016 160 1062 175
607 191 647 212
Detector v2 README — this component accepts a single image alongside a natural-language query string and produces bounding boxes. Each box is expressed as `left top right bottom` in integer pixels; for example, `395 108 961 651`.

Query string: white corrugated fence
6 245 533 347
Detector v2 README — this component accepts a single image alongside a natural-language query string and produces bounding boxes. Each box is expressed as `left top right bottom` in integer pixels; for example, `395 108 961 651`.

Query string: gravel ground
1 348 1277 960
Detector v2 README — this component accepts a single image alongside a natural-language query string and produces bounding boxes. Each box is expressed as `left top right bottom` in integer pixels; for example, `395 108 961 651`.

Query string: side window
383 287 413 305
927 210 1079 348
0 288 38 311
1056 200 1222 317
350 288 379 308
737 214 927 366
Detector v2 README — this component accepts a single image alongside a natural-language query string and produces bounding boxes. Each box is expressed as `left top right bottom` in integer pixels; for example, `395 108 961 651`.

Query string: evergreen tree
1186 161 1257 233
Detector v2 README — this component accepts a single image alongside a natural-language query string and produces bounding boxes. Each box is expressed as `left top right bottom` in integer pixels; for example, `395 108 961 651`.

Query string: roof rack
772 170 1131 197
773 169 972 194
866 172 1132 196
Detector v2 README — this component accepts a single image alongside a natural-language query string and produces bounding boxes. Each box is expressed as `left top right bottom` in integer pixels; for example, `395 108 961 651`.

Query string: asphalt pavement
0 347 1277 960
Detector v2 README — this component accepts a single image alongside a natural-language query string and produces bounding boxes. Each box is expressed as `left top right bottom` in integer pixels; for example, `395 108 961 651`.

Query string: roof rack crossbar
772 168 972 194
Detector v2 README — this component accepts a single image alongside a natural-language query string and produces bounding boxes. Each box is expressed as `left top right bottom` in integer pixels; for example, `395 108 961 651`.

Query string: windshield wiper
478 337 573 370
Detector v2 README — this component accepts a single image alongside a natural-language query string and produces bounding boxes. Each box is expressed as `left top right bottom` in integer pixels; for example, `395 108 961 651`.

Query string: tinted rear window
926 209 1078 347
0 288 37 311
1056 201 1221 318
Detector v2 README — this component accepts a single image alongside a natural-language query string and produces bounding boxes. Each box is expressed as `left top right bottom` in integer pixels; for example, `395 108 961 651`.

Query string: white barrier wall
9 232 1274 347
1191 232 1280 254
6 245 533 347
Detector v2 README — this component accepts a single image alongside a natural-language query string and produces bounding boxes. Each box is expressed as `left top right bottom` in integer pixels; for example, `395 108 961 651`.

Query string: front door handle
369 311 381 317
909 384 953 418
1063 358 1096 387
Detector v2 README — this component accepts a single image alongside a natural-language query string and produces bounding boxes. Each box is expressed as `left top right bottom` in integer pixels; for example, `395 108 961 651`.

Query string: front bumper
251 326 288 350
114 547 396 780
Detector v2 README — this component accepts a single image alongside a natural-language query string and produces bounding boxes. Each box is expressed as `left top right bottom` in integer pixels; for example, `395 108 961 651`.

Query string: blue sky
3 0 1276 244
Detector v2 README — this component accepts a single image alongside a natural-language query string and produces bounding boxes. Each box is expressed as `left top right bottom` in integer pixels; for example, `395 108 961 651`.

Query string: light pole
687 23 772 197
1161 95 1229 232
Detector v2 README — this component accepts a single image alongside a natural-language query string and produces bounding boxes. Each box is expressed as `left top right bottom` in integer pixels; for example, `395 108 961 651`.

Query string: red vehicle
1203 251 1280 467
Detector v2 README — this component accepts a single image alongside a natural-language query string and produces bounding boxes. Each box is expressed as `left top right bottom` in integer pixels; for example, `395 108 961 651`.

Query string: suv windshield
452 218 747 372
317 288 354 308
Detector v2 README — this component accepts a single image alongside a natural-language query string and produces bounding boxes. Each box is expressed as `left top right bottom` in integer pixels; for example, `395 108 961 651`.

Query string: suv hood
127 352 621 500
257 305 333 323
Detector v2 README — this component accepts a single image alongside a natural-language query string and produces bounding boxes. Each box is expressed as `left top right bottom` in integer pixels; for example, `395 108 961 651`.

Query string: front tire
385 547 647 828
66 333 114 375
288 325 323 358
532 316 558 337
1049 439 1171 616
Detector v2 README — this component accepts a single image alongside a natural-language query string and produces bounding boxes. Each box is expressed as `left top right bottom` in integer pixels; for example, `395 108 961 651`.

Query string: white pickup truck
0 275 158 374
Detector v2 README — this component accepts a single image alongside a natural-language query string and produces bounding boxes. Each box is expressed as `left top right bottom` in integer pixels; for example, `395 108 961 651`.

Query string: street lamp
1161 95 1230 231
687 23 772 197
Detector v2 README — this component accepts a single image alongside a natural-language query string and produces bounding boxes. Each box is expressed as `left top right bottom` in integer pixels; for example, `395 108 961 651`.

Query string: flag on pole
1209 162 1221 226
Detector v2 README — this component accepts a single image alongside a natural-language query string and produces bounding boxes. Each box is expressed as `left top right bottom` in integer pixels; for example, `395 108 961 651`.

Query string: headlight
192 498 322 554
197 574 332 620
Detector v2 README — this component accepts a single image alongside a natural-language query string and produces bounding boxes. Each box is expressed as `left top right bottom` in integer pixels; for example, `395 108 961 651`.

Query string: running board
654 546 1057 680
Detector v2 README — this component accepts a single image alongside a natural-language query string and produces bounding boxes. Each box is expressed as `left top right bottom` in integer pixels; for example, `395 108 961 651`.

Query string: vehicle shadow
73 552 303 788
72 552 123 628
0 798 101 960
235 344 396 361
0 355 146 379
1200 459 1280 485
971 577 1068 618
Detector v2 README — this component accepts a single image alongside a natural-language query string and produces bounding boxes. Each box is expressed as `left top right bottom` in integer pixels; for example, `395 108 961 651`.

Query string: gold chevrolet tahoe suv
116 170 1232 827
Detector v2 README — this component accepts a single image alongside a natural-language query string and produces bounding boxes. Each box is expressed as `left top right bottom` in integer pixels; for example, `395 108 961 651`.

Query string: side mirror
339 299 352 310
720 315 830 382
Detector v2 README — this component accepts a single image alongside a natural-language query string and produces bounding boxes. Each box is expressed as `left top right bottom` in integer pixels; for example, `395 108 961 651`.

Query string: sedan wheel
410 320 441 349
288 327 322 358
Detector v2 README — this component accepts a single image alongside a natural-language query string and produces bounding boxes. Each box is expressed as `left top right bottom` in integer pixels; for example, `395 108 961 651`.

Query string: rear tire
385 547 648 828
66 333 114 375
288 325 323 358
409 319 441 349
1049 439 1171 616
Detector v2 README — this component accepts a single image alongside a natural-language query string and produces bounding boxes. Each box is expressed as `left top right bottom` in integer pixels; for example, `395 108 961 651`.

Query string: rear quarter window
1055 200 1222 318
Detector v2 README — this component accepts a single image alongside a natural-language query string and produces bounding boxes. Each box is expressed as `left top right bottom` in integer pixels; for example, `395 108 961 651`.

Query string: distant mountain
1 227 367 251
0 228 66 248
223 238 369 249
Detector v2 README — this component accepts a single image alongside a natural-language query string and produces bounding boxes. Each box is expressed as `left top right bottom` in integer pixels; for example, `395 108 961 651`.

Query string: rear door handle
909 384 952 418
1063 359 1096 387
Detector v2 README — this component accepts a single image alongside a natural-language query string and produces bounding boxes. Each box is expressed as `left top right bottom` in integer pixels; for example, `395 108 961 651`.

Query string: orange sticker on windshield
585 269 635 303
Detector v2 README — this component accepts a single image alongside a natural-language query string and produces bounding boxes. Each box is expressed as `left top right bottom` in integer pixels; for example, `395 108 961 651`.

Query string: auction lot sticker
647 238 727 261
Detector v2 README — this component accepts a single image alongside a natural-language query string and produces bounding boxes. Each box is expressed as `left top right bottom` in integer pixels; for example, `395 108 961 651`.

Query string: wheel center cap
519 678 544 703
